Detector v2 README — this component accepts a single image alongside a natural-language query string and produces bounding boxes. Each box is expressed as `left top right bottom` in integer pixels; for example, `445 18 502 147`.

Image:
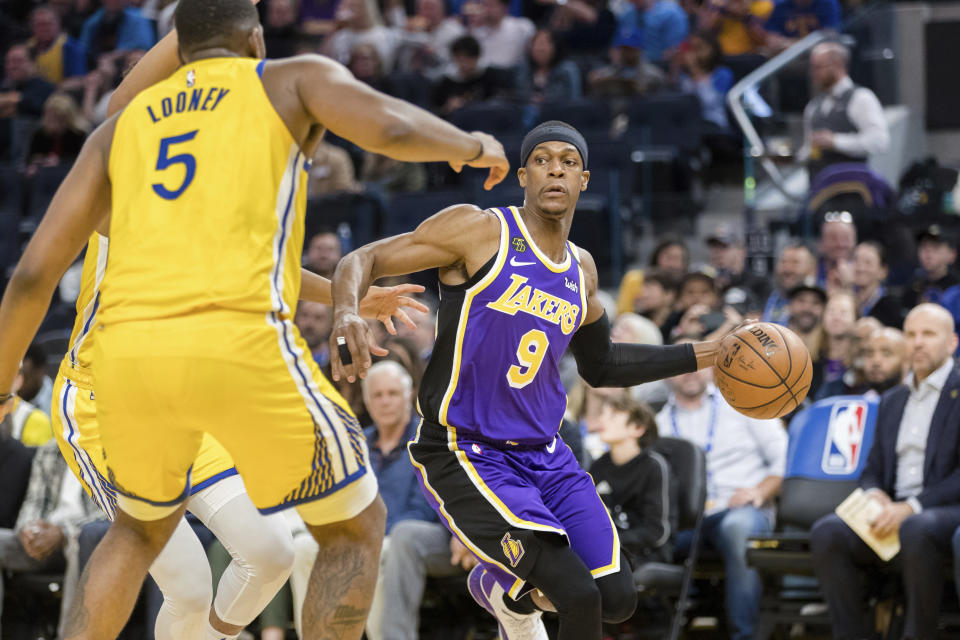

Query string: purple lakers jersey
418 206 588 445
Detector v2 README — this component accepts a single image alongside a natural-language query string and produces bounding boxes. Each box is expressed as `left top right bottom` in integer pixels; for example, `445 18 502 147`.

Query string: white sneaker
467 565 548 640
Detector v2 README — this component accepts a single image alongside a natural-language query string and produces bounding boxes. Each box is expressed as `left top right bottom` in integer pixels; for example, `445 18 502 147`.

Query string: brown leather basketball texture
714 322 813 419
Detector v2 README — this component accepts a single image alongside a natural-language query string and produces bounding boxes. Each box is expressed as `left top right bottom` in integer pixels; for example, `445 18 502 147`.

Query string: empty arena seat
622 93 703 151
382 190 469 237
447 102 526 138
536 99 612 136
25 164 71 224
305 192 381 248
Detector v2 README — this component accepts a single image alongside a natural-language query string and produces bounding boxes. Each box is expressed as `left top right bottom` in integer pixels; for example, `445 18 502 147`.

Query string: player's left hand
330 311 384 383
357 284 429 335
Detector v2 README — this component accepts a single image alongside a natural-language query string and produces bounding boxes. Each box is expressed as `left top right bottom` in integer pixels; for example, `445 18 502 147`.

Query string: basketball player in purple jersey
330 121 724 640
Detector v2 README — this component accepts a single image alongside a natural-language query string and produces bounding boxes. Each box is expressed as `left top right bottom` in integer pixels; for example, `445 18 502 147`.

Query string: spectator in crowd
903 225 959 308
811 304 960 640
263 0 300 58
431 35 508 113
588 26 666 97
650 235 690 279
298 0 342 35
667 270 727 340
0 44 56 162
26 5 87 88
798 42 889 182
396 294 437 361
763 242 816 324
383 334 426 396
79 0 155 68
294 300 333 367
704 223 769 303
676 32 735 133
787 279 827 396
16 343 53 418
616 0 689 64
349 41 387 89
26 92 88 176
362 150 428 193
817 326 905 399
303 228 342 278
308 141 361 195
322 0 401 70
764 0 840 49
699 0 772 58
0 441 98 637
469 0 535 69
591 395 676 564
852 240 903 328
547 0 618 58
632 270 680 343
818 291 857 389
395 0 465 77
659 345 788 640
817 211 857 292
515 28 582 105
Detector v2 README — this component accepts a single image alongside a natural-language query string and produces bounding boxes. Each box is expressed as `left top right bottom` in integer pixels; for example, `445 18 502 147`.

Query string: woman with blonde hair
26 92 89 175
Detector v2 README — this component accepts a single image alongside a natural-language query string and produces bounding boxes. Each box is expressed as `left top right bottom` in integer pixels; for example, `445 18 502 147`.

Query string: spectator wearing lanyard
657 338 787 640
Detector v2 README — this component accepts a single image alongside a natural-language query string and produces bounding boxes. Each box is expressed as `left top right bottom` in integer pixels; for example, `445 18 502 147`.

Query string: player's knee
167 575 214 614
241 531 295 582
552 574 601 618
600 583 637 623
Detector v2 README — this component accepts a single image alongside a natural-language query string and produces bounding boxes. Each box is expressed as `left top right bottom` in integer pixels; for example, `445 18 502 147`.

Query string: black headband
520 121 588 169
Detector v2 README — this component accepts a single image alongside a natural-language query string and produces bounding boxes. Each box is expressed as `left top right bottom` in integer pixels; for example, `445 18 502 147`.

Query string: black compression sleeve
568 312 698 387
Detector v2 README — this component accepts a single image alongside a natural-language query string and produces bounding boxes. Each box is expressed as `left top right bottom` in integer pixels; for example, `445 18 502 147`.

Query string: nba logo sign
820 400 868 475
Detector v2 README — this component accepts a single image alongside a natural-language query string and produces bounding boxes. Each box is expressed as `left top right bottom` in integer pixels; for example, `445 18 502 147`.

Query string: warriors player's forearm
300 269 333 305
108 30 181 117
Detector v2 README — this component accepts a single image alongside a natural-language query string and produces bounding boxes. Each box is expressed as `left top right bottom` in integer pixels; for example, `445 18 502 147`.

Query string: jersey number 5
153 130 199 200
507 329 549 389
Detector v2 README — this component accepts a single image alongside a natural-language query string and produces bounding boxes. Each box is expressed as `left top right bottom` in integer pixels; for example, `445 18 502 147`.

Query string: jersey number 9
507 329 549 389
153 130 199 200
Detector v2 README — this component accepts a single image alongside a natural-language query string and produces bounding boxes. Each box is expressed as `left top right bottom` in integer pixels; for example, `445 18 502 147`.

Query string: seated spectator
26 92 88 176
431 35 512 114
362 151 428 193
79 0 155 68
615 0 689 64
763 242 815 324
810 304 960 640
303 229 342 279
308 141 361 195
632 270 680 343
396 294 437 361
298 0 342 35
26 5 87 89
263 0 301 58
295 300 333 367
349 42 387 89
1 441 99 636
699 0 772 57
16 343 53 418
817 211 857 292
395 0 466 77
659 347 787 640
852 240 903 328
705 223 769 304
650 234 690 279
383 334 426 396
903 224 959 308
786 279 827 397
0 44 56 163
588 27 666 98
765 0 840 51
514 29 582 105
591 395 676 562
676 32 735 132
322 0 401 70
469 0 535 70
816 326 905 399
547 0 618 58
819 291 857 388
664 270 722 340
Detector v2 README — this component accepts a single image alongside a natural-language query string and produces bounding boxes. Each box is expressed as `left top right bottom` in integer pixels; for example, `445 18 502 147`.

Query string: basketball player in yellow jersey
0 0 508 636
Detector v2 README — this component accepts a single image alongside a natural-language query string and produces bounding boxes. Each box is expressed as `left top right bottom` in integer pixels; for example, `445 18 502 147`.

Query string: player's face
596 405 644 446
518 141 589 217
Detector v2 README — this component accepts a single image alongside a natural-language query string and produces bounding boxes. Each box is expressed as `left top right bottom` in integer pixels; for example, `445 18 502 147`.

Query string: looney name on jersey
146 87 230 123
487 273 580 335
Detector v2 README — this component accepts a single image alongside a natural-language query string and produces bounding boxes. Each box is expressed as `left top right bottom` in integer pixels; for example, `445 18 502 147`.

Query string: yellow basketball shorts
52 362 238 520
92 310 376 524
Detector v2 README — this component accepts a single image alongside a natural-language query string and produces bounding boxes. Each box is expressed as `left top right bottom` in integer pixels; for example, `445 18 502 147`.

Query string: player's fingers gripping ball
714 322 812 419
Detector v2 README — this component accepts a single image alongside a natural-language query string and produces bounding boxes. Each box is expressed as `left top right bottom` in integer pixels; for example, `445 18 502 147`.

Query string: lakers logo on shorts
501 532 525 568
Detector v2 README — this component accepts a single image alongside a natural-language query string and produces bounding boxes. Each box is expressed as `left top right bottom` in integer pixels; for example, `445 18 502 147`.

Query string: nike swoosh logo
546 437 557 453
510 257 536 267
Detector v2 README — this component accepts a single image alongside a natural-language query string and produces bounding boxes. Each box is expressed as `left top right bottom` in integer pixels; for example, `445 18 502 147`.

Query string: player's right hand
449 131 509 191
330 311 386 383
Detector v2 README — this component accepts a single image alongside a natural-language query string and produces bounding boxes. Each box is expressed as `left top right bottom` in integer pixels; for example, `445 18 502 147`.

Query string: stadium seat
305 192 382 249
622 93 703 151
381 190 469 237
447 102 527 138
634 436 707 640
24 164 71 231
746 395 878 639
536 99 613 137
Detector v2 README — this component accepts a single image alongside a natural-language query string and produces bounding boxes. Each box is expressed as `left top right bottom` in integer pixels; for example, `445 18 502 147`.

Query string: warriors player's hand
358 283 429 335
449 131 509 191
330 311 385 383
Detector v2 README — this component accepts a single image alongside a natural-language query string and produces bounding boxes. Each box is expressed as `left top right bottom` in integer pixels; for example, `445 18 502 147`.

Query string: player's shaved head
175 0 261 58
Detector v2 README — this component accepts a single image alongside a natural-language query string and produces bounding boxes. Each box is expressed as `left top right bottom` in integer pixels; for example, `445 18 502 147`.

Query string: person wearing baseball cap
903 224 960 308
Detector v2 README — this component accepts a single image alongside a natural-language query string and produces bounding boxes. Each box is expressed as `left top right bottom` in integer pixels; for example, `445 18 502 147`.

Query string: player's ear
580 170 590 191
249 24 266 59
517 167 527 187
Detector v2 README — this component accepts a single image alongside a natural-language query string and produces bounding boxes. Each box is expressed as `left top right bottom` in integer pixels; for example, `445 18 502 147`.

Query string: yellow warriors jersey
63 233 109 379
102 57 309 326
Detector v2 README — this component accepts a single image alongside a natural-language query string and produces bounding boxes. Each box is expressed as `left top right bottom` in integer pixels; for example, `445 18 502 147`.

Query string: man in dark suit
810 303 960 640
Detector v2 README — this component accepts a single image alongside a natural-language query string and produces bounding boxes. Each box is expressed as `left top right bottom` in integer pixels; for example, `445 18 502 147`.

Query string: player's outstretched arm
568 249 722 388
0 120 116 416
299 269 429 334
288 56 509 190
329 204 498 382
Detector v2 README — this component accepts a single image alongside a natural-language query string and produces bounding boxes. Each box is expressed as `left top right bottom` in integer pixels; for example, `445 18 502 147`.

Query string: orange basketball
714 322 813 419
